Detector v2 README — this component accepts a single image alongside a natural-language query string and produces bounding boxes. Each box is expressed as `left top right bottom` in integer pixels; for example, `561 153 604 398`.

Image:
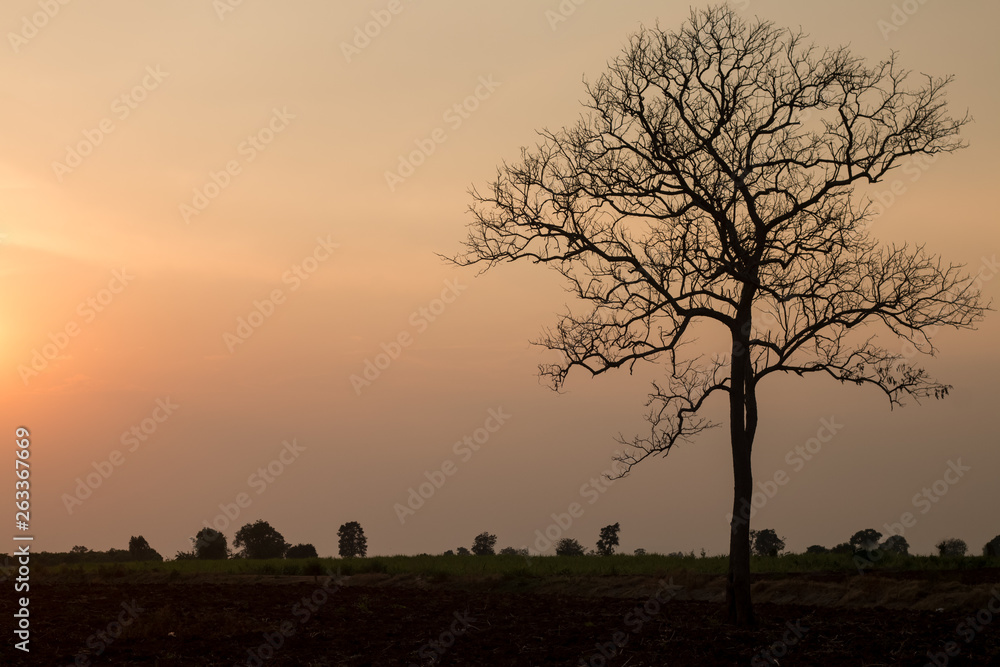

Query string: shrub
286 543 318 559
193 528 228 560
936 538 967 557
983 535 1000 558
128 536 163 562
555 538 585 556
880 535 910 555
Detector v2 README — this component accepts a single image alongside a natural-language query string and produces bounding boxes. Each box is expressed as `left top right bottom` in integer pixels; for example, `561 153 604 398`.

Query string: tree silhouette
556 538 586 556
128 535 163 562
286 543 318 559
337 521 368 558
750 529 785 557
233 520 289 559
193 528 228 560
455 547 471 556
471 532 497 556
983 535 1000 558
849 529 883 553
880 535 909 555
936 538 967 557
596 523 621 556
453 5 984 625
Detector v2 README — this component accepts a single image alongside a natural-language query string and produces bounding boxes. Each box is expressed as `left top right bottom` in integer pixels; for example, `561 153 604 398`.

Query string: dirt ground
3 571 1000 666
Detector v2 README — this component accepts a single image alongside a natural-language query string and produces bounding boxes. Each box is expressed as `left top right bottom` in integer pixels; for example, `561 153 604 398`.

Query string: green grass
46 552 1000 580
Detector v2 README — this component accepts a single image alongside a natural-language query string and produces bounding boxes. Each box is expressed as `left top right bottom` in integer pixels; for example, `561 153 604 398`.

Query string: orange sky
3 0 998 559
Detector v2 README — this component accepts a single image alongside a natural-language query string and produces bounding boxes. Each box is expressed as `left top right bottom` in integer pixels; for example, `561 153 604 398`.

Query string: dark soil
2 574 999 666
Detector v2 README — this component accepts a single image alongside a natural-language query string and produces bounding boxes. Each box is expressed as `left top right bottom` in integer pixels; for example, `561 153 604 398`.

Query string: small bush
936 538 968 557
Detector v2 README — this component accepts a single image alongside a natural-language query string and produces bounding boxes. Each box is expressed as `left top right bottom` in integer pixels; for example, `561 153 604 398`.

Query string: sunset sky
3 0 998 560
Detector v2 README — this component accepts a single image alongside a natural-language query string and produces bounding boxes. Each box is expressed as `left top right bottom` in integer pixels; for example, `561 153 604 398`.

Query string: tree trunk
726 316 757 627
726 426 756 626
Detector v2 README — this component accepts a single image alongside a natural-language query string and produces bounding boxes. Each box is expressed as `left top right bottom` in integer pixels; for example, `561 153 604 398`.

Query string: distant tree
498 547 519 556
555 538 586 556
849 529 883 553
984 535 1000 558
128 535 163 562
805 545 828 554
750 529 785 557
193 528 228 560
174 550 196 560
596 523 621 556
455 547 471 556
880 535 910 556
443 550 455 556
936 538 968 557
830 543 853 555
634 548 647 556
337 522 368 558
286 543 318 559
233 520 289 559
471 532 497 556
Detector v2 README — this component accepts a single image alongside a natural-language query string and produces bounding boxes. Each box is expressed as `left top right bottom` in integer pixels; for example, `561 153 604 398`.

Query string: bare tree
452 5 985 625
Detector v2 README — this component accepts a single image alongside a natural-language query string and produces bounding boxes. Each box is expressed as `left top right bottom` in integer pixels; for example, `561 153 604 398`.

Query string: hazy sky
3 0 998 560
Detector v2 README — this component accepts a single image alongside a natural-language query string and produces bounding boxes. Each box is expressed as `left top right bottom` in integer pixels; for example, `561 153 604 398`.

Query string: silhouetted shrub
555 538 585 556
286 543 318 559
936 538 967 557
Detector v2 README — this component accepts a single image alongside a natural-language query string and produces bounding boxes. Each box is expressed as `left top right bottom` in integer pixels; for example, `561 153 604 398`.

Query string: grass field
44 551 1000 580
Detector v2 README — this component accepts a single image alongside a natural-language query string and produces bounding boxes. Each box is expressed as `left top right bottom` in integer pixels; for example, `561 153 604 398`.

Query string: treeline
11 520 368 567
10 524 1000 567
